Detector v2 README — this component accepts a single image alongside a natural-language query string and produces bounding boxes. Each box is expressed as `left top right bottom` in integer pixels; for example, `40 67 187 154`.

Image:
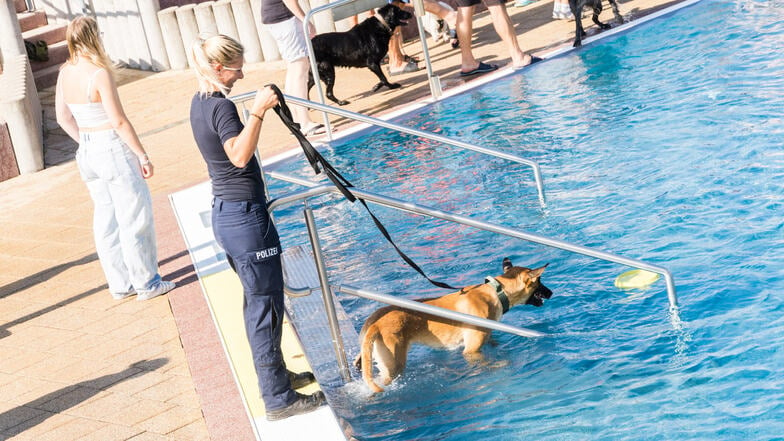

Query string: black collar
375 12 392 32
485 276 510 313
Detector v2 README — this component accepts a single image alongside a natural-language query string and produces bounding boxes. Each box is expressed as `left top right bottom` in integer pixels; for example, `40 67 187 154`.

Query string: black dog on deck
570 0 623 47
308 4 412 106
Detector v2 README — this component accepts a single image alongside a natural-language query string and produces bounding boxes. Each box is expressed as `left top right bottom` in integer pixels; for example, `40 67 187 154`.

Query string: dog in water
308 4 412 106
570 0 623 47
354 258 552 393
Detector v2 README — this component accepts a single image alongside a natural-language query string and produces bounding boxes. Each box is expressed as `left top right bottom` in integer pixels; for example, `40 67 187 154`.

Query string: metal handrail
302 0 442 139
230 91 547 207
283 282 545 338
336 285 544 338
267 178 680 313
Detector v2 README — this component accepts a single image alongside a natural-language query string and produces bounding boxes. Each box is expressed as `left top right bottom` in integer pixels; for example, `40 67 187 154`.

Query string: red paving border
153 189 256 441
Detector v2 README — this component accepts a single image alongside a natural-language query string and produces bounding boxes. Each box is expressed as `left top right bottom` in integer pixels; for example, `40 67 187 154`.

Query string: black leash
267 84 459 291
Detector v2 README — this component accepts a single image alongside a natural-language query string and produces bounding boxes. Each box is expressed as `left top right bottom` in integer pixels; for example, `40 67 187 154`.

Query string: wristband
250 112 264 122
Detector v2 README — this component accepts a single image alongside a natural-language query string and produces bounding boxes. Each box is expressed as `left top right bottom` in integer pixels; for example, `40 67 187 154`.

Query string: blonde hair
190 34 244 96
65 16 114 73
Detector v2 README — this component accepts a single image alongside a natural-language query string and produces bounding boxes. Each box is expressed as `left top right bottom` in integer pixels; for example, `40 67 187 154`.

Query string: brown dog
354 258 552 393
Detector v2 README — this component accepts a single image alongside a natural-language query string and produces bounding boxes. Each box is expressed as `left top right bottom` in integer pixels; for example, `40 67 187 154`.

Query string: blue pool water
268 0 784 439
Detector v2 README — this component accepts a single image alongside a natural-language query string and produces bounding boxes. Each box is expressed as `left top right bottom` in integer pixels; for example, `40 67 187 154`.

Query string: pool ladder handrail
267 174 679 382
230 91 547 207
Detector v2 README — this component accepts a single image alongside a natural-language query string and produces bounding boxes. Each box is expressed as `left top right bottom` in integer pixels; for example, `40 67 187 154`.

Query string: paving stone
2 411 74 439
109 398 175 427
33 417 107 441
134 405 202 435
73 423 142 441
66 391 139 422
168 417 211 441
35 385 103 414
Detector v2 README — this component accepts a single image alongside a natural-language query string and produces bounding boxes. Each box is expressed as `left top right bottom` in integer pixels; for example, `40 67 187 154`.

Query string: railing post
411 0 442 100
303 205 352 383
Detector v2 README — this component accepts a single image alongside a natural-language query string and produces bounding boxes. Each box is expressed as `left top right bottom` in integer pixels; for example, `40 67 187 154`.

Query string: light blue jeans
76 130 161 295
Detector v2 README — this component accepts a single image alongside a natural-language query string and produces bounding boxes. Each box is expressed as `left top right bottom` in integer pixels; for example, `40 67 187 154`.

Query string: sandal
389 59 420 76
460 61 498 77
303 123 326 137
382 54 418 65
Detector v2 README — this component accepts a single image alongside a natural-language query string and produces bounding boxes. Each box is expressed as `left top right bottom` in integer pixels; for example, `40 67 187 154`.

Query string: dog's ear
529 263 549 280
502 257 513 273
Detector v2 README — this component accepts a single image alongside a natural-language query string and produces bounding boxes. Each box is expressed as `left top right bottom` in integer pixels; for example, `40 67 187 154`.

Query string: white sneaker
136 280 175 301
112 288 136 300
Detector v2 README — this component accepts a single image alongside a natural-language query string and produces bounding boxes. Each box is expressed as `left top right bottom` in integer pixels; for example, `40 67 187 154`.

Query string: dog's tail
359 325 385 393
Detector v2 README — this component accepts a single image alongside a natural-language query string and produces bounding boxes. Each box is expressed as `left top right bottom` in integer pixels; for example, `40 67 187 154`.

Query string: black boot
266 391 326 421
288 370 316 389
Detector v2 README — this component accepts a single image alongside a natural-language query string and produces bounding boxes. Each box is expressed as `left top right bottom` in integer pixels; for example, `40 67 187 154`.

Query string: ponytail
190 33 244 96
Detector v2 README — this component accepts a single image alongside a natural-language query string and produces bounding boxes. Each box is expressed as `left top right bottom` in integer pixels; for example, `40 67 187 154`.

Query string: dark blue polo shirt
190 92 265 202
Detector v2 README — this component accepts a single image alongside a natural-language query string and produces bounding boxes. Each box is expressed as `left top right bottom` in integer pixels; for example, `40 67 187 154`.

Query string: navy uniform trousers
212 197 296 410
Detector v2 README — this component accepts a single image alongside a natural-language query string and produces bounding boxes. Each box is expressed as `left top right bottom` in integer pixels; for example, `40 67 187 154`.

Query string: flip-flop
460 61 498 77
515 55 544 70
389 60 420 76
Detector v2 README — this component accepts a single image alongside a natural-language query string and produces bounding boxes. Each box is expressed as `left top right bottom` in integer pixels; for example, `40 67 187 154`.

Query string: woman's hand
139 155 154 179
251 86 279 116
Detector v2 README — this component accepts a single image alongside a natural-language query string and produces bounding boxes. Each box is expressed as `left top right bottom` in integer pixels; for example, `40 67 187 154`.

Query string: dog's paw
599 23 612 30
371 82 385 92
389 83 402 89
337 100 350 106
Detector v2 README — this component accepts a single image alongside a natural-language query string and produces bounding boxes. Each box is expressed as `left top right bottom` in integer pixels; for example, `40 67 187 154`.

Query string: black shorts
454 0 504 7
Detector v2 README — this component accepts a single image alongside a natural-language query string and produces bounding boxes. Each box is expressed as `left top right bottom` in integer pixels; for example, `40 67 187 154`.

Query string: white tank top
65 68 111 128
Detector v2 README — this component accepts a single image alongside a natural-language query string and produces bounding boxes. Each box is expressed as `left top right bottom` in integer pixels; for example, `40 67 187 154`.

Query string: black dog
308 4 412 106
570 0 623 47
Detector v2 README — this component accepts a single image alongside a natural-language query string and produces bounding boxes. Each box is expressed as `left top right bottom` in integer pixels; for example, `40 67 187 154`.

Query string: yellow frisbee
614 269 660 289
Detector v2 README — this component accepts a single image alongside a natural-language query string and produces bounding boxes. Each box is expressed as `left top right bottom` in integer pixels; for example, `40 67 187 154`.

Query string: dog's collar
375 10 392 32
485 276 510 313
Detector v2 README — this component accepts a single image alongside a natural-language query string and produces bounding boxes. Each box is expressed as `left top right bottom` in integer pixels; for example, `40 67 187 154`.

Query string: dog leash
267 84 459 291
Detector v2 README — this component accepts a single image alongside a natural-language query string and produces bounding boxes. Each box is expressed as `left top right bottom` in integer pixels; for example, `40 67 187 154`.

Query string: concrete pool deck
0 0 683 439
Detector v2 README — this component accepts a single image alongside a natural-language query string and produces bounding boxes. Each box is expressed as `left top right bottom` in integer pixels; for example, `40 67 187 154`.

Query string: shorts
454 0 503 7
265 16 308 62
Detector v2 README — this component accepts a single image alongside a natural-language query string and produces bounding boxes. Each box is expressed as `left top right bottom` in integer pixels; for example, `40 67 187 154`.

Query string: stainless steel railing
268 177 679 313
230 91 547 206
271 179 679 380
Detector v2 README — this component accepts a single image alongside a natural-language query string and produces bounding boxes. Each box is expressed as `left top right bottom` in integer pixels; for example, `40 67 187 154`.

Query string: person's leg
456 5 478 71
265 17 322 133
107 135 164 292
285 56 317 130
77 145 131 296
486 3 535 68
211 199 295 410
388 30 406 70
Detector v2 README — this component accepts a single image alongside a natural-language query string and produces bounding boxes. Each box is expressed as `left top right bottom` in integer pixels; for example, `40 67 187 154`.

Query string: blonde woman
55 16 174 301
189 34 325 420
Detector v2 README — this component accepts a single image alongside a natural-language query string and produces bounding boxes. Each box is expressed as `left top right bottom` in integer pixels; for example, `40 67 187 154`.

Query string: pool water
267 0 784 439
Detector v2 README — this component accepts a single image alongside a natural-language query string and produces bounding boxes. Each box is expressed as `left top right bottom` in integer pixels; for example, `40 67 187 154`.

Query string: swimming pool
267 0 784 439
